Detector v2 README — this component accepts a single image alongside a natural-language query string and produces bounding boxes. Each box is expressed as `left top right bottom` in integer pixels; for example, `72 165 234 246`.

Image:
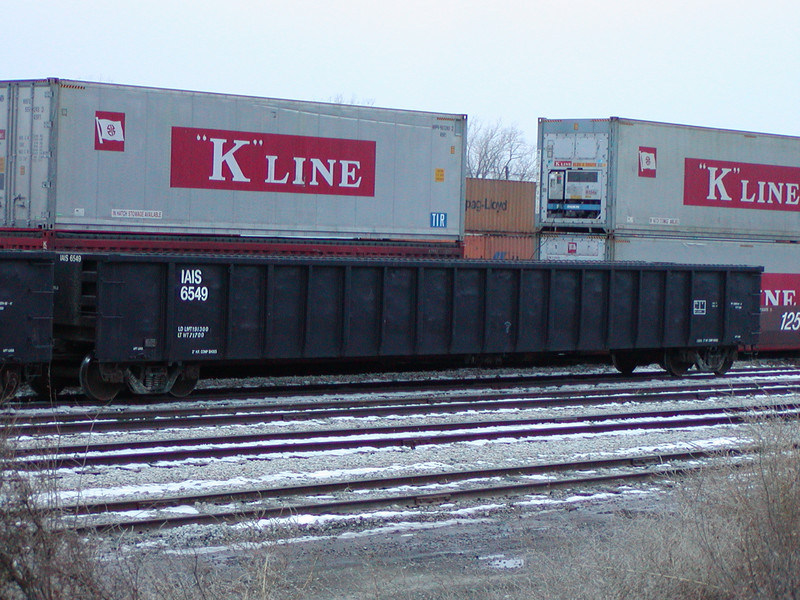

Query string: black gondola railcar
46 253 761 401
0 251 54 400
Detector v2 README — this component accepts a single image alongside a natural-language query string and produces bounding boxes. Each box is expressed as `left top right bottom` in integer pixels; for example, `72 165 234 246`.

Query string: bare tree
466 119 537 181
327 94 376 106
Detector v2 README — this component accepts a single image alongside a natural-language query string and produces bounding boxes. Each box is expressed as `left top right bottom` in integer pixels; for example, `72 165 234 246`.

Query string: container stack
463 178 537 259
535 116 800 350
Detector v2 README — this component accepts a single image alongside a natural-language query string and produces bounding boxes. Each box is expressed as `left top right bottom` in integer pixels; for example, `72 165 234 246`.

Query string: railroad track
5 363 798 532
13 400 799 470
5 366 799 437
66 448 745 532
9 366 655 407
7 363 798 411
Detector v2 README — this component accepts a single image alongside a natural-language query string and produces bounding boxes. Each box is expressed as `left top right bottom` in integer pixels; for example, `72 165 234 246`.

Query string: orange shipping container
463 234 536 260
465 178 536 234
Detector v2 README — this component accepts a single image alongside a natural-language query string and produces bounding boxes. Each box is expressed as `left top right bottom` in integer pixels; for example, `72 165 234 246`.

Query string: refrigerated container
537 117 800 240
0 78 465 244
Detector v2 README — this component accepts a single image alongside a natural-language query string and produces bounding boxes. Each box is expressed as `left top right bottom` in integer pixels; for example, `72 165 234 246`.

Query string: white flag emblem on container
639 150 656 171
95 118 125 143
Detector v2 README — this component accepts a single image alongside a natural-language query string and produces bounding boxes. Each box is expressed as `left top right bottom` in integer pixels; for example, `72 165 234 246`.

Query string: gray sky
6 0 800 143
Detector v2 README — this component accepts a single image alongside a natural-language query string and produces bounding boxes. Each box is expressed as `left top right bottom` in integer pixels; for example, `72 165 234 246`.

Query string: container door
0 81 54 228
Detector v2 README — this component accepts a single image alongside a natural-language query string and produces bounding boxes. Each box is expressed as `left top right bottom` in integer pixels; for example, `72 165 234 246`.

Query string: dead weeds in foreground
533 416 800 600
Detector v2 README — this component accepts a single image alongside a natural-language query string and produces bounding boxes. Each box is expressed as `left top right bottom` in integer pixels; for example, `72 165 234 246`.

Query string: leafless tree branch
466 119 537 181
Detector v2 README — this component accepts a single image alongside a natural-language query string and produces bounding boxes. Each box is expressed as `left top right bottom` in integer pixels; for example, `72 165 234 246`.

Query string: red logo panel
95 111 125 151
684 158 800 212
170 127 376 197
638 147 657 178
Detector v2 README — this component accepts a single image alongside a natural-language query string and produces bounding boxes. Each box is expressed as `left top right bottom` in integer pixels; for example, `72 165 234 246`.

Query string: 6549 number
180 285 208 302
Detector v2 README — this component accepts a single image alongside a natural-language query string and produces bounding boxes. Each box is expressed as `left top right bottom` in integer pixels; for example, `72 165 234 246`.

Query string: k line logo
638 147 657 178
95 111 125 152
170 127 376 197
684 158 800 212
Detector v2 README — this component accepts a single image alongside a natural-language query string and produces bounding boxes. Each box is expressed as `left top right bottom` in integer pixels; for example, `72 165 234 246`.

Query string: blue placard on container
430 212 447 228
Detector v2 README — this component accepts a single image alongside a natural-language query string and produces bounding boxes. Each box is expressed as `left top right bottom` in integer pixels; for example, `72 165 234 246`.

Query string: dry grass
0 430 111 600
531 416 800 600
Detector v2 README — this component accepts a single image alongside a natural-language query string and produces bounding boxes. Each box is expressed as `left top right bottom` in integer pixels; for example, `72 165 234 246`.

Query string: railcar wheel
695 347 737 376
611 351 638 375
0 365 21 402
79 356 123 402
713 353 736 376
169 372 199 398
663 350 693 377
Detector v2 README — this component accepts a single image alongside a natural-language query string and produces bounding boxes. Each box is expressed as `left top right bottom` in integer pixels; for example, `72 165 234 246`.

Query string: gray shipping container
0 78 465 241
537 117 800 240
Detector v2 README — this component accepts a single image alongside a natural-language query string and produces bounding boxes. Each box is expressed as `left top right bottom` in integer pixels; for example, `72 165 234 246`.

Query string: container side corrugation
464 178 536 234
464 233 536 260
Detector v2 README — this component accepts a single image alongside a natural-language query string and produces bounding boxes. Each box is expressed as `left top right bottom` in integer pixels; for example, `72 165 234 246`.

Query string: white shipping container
0 79 465 241
538 117 800 241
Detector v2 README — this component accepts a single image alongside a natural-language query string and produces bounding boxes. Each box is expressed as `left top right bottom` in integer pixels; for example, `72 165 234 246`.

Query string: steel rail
6 364 794 413
15 402 798 470
67 447 745 533
7 377 800 437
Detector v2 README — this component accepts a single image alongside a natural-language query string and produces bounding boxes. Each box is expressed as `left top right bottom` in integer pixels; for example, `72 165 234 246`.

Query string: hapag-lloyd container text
170 127 377 196
685 158 800 211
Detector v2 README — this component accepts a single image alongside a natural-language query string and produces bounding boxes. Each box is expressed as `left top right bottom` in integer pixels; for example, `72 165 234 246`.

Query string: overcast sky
6 0 800 143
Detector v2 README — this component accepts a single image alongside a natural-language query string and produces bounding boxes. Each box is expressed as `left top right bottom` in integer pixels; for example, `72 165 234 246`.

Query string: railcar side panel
94 262 164 362
0 251 53 363
611 235 796 350
227 265 264 361
65 255 761 367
